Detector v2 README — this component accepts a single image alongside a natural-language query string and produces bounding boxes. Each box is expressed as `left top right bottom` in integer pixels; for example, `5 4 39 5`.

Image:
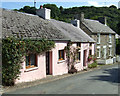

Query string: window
108 46 112 56
97 33 100 44
89 50 92 55
26 54 37 69
90 43 92 47
58 50 65 61
77 52 81 61
77 43 81 47
103 46 106 59
97 47 101 58
109 34 112 43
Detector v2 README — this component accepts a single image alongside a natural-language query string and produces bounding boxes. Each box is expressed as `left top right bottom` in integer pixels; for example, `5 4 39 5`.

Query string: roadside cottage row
2 6 116 84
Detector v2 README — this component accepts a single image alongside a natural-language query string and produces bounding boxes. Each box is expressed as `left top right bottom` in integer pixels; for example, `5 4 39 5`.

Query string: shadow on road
89 67 120 84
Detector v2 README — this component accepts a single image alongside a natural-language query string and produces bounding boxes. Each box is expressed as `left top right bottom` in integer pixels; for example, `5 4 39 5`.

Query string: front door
103 47 106 59
83 50 87 66
46 51 52 75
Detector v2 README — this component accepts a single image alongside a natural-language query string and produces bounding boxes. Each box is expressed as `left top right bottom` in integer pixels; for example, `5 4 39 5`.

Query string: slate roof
82 19 116 34
2 9 65 40
50 19 95 42
2 9 95 42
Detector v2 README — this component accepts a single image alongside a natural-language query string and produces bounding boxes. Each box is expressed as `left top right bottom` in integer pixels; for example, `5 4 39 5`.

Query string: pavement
2 62 119 94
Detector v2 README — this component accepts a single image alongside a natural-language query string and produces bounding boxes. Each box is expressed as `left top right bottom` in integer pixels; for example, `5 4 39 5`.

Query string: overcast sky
1 0 119 9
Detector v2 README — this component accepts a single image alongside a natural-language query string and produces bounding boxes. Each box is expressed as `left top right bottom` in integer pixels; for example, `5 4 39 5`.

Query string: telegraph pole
34 0 36 8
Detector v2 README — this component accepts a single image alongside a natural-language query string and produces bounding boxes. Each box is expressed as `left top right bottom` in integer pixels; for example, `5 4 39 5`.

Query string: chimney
71 19 80 28
40 5 43 9
36 5 51 20
98 16 107 26
105 16 107 26
81 12 84 22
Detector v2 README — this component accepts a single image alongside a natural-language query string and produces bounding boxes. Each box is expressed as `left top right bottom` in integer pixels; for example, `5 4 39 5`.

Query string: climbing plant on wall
2 37 55 86
64 42 80 71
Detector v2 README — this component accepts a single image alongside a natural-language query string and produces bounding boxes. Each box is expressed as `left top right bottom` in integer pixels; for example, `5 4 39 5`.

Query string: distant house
2 8 95 84
115 34 120 55
71 13 116 64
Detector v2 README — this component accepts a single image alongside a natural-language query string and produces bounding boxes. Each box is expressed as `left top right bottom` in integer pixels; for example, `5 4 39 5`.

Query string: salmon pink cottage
2 7 95 84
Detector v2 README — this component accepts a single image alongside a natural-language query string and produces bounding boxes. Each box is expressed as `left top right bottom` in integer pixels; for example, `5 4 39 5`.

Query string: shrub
2 37 25 86
88 62 97 68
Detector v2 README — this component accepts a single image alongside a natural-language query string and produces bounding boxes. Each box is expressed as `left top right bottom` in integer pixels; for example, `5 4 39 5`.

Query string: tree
109 5 117 9
15 6 37 15
59 6 64 13
43 4 60 19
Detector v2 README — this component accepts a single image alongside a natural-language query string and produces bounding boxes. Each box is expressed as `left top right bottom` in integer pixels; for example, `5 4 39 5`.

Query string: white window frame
109 45 112 56
97 33 100 44
103 46 106 59
109 34 112 43
97 46 101 58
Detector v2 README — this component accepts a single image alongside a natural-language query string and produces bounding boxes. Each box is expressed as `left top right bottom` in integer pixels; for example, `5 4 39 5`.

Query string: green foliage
88 61 97 68
64 42 80 71
24 39 55 54
2 37 55 86
2 37 25 86
109 5 117 9
14 6 37 15
59 6 64 13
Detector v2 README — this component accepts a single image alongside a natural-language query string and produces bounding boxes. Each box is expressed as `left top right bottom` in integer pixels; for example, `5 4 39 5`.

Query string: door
83 50 87 66
46 51 52 75
103 47 106 59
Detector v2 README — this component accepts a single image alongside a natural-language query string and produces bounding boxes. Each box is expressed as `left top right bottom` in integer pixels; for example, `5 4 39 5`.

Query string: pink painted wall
52 41 68 76
15 54 46 84
74 43 90 70
15 41 95 84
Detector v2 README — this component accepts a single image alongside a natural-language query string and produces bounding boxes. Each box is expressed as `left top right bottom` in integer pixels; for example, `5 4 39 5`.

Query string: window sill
108 42 112 44
57 60 66 64
97 57 100 59
24 67 38 72
97 43 100 45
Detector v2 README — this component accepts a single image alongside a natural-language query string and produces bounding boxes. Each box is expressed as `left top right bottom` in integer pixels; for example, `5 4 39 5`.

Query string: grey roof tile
50 19 95 42
83 19 116 34
2 9 95 42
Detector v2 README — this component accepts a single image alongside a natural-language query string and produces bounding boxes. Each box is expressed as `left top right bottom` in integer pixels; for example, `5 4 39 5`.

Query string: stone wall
80 21 116 60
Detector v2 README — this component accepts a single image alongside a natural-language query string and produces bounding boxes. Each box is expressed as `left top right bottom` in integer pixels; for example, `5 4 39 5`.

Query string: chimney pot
105 16 107 26
40 5 43 9
81 12 84 22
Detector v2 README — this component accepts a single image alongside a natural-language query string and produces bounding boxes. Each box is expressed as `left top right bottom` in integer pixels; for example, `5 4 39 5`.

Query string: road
4 64 119 94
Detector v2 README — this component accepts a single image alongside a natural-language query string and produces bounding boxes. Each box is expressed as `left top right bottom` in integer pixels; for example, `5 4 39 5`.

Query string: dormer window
97 33 100 44
109 34 112 43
